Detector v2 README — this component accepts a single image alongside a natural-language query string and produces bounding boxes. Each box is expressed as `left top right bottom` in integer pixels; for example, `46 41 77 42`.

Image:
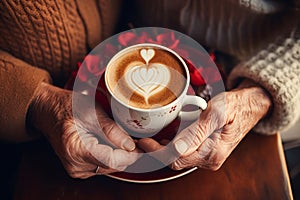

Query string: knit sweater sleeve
227 37 300 135
0 50 51 142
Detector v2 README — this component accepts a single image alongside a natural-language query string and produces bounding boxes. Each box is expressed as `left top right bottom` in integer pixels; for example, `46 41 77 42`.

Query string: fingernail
174 139 188 155
123 139 135 151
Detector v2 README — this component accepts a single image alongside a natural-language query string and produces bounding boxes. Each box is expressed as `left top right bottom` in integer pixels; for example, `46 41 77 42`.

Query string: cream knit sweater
133 0 300 135
0 0 299 141
228 37 300 134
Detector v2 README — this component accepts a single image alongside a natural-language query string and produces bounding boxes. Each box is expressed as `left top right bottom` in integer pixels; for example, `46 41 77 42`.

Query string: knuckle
78 173 93 179
66 167 79 178
68 172 80 179
102 150 117 170
63 161 82 178
184 126 206 148
171 161 184 171
69 172 90 179
102 123 116 138
171 156 193 170
207 161 223 171
202 152 225 171
211 164 222 171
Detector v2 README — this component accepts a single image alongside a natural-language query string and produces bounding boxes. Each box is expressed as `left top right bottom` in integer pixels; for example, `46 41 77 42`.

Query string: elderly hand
27 82 140 179
138 80 271 171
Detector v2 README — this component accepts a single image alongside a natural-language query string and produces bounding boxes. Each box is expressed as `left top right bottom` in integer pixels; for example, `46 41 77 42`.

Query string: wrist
236 79 262 89
26 82 54 135
235 79 272 118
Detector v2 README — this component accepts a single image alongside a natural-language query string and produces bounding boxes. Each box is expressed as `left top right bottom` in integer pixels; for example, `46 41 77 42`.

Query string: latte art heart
106 46 186 109
125 64 170 104
140 49 155 64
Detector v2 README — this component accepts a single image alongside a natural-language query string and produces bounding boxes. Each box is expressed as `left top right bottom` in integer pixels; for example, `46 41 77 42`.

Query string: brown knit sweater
0 0 121 141
0 0 300 141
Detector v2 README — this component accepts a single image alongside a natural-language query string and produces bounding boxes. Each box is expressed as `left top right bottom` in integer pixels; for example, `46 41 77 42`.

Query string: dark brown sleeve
0 50 51 142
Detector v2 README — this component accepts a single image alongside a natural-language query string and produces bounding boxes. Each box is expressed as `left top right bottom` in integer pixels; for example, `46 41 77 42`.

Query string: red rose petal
190 70 206 86
118 32 137 46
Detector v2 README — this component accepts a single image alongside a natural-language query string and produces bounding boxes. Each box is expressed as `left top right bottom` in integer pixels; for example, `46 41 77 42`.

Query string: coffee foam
106 46 186 109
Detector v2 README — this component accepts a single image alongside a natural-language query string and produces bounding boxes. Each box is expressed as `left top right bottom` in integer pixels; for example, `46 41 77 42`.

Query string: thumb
172 102 222 156
98 117 136 151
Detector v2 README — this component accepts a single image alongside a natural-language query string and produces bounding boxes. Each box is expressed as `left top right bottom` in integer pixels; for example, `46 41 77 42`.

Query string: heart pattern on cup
125 48 171 104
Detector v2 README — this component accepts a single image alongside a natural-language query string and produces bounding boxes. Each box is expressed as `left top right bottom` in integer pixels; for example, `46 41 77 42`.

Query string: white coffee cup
105 43 207 137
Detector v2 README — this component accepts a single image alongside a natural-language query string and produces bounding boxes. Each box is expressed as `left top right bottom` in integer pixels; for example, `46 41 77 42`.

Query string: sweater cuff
0 50 51 142
227 38 300 135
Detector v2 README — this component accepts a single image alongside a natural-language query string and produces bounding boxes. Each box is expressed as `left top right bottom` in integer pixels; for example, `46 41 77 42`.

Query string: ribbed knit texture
0 0 88 84
0 50 51 142
134 0 297 59
132 0 300 135
0 0 121 141
228 37 300 135
0 0 122 85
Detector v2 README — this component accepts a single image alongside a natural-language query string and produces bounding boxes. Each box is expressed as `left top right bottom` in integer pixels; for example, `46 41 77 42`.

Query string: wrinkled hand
28 82 140 178
138 80 271 171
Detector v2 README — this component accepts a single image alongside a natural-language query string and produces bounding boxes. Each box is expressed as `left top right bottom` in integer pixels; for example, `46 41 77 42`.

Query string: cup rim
105 43 190 112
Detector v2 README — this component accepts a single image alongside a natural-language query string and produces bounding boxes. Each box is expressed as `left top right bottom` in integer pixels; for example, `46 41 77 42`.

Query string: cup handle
179 95 207 121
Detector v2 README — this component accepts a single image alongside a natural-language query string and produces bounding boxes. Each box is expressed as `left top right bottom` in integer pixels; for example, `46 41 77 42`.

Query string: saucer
106 167 198 184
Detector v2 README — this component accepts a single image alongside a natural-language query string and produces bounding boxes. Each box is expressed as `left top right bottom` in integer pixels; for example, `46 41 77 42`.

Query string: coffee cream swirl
125 49 171 104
